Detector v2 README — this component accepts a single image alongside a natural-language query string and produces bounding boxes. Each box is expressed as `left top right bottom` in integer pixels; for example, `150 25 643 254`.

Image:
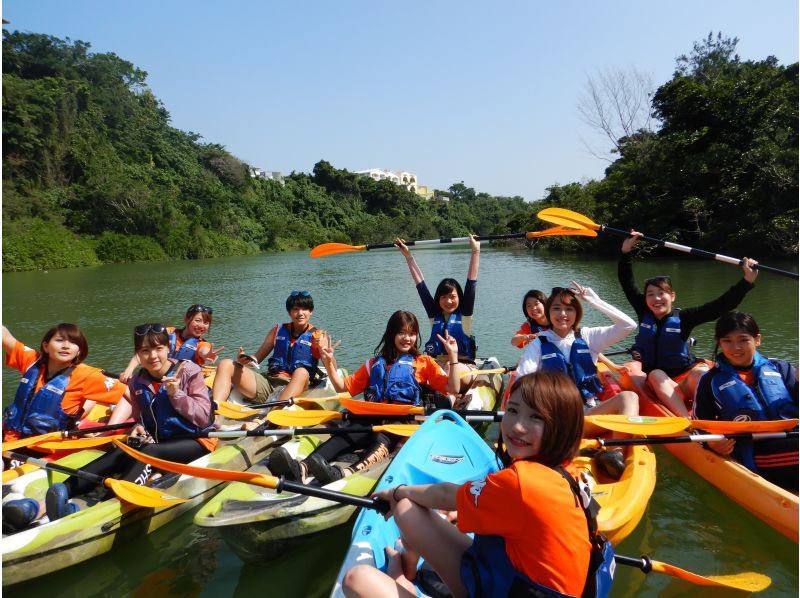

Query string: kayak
194 359 503 564
635 384 798 543
329 411 655 596
1 375 344 586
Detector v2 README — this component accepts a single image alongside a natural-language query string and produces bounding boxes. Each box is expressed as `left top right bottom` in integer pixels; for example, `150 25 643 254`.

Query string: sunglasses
187 304 213 315
134 323 167 336
289 290 311 298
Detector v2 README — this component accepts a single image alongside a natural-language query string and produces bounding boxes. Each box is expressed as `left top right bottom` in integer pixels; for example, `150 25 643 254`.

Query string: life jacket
425 312 476 360
460 469 614 598
363 354 421 405
267 324 317 376
526 319 548 334
539 334 605 405
168 329 200 362
132 362 215 442
709 352 798 471
630 311 692 373
3 360 76 436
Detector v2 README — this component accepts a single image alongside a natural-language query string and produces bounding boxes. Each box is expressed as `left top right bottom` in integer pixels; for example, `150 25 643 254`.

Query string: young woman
120 304 222 383
694 312 798 492
395 235 480 368
342 372 593 598
267 310 464 485
511 289 549 348
618 232 758 417
2 324 131 442
41 324 216 522
515 283 639 478
211 291 324 407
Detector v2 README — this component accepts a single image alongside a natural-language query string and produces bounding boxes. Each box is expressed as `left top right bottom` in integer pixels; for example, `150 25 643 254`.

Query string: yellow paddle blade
216 401 263 420
339 397 424 416
33 434 127 451
536 208 601 231
2 463 39 483
113 439 280 489
204 371 216 389
295 392 351 405
2 432 61 451
585 415 690 435
268 409 343 426
651 560 771 591
693 418 798 435
460 367 510 378
105 477 189 507
309 243 367 258
375 424 419 437
526 225 598 238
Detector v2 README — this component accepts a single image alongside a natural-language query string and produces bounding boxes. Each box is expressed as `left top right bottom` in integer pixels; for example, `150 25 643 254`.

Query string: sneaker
2 498 40 533
305 453 343 485
45 482 79 521
595 450 626 481
268 447 302 482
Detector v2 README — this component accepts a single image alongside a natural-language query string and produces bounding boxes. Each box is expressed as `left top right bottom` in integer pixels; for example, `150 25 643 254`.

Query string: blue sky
4 1 798 200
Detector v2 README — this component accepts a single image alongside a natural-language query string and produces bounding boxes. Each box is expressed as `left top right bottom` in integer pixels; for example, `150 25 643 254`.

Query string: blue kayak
330 410 499 596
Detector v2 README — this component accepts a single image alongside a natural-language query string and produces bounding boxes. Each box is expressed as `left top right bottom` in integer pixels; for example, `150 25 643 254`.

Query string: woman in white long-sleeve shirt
516 282 639 477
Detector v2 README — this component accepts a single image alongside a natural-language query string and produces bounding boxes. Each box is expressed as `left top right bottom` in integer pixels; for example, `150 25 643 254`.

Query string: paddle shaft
365 233 527 251
601 225 798 279
598 430 798 447
6 451 108 485
279 478 390 513
198 425 411 439
66 421 135 437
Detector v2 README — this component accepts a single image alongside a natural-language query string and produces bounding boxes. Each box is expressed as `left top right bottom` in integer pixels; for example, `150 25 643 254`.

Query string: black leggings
63 440 209 497
309 431 398 467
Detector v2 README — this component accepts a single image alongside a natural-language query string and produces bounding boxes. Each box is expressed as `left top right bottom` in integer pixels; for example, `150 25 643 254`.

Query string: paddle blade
585 415 690 435
375 424 419 437
526 226 598 238
105 478 189 507
113 440 280 489
217 402 262 420
268 409 343 426
2 432 61 451
339 397 424 416
537 208 600 231
693 418 798 434
309 243 367 258
460 367 511 378
34 434 127 450
651 560 771 591
294 392 351 405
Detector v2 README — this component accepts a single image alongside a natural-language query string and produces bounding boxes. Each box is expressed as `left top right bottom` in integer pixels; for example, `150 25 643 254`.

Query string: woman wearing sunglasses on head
211 291 325 408
618 232 758 417
120 304 223 383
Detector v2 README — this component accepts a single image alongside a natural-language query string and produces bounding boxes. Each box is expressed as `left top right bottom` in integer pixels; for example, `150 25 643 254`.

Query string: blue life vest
132 363 214 441
527 318 548 334
631 311 692 373
364 355 421 405
3 360 75 436
709 352 798 471
267 324 317 376
425 312 476 360
168 330 200 362
539 334 605 405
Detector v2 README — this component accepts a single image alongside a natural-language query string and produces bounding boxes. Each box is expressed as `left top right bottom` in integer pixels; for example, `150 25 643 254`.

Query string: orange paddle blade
693 418 798 435
526 226 597 238
650 560 771 591
536 208 601 231
3 432 61 451
33 434 127 450
113 440 280 489
309 243 367 258
340 397 424 416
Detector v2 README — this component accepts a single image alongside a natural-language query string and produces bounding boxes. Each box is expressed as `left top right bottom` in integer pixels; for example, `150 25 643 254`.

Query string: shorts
251 373 289 404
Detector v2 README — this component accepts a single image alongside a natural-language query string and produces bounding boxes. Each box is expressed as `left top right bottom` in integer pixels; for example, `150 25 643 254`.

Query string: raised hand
741 257 759 284
621 230 643 254
162 361 185 398
436 330 459 361
469 233 480 253
203 343 224 364
394 237 411 258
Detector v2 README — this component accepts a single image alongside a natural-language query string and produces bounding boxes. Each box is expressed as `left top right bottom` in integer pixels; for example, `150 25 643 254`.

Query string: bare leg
342 564 417 598
584 391 639 438
647 370 691 418
276 368 310 402
618 360 648 395
677 364 708 409
211 359 259 403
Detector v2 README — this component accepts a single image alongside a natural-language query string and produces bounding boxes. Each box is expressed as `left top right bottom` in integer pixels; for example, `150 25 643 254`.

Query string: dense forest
2 30 797 271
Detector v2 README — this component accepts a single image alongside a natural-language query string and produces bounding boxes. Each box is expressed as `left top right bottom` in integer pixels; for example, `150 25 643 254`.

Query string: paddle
2 421 135 451
459 366 514 378
537 207 798 279
3 451 187 508
267 409 501 427
216 395 347 420
309 227 597 258
111 441 769 592
586 430 798 449
692 418 798 434
33 434 130 451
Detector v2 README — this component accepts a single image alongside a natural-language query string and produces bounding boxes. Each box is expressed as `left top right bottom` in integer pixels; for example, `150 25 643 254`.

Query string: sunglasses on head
289 290 311 298
187 304 213 315
644 275 672 288
134 323 167 336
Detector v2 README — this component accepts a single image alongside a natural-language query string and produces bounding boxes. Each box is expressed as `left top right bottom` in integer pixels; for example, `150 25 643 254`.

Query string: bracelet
450 361 459 366
392 484 407 501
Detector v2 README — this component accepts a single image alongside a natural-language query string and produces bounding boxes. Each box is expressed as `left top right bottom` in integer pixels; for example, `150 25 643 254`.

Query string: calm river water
3 246 798 596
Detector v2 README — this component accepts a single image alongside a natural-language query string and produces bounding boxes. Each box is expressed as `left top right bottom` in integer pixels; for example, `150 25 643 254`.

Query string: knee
217 359 234 374
291 368 310 384
342 565 373 596
619 391 639 414
646 369 666 386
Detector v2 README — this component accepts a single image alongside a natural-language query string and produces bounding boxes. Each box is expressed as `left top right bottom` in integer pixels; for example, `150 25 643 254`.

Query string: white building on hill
355 168 435 199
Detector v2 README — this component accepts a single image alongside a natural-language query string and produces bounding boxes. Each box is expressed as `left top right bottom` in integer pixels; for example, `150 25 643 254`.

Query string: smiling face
393 326 418 355
525 297 547 325
644 284 675 319
549 297 577 337
438 288 460 315
501 391 544 461
719 330 761 368
184 313 210 338
136 338 171 378
42 333 81 369
288 306 312 331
